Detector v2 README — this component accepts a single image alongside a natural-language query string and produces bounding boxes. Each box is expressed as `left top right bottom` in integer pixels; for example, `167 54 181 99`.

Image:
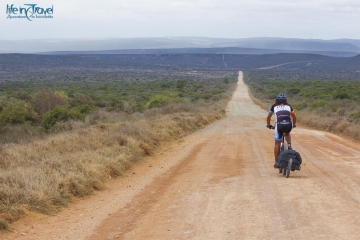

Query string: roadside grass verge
0 98 233 229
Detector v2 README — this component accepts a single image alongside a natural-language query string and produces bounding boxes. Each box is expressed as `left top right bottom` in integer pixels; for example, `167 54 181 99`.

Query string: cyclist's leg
285 134 291 144
284 123 293 148
274 140 281 162
274 124 282 161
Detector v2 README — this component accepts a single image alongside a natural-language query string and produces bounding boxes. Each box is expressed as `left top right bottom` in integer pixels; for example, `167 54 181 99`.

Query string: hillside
1 37 359 56
1 53 360 73
41 47 359 57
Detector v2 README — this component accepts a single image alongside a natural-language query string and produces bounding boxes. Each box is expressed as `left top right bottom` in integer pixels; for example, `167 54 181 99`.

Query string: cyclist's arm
267 112 273 126
291 111 297 125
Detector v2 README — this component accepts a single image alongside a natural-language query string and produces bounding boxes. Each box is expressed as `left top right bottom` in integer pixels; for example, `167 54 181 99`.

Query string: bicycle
268 125 297 178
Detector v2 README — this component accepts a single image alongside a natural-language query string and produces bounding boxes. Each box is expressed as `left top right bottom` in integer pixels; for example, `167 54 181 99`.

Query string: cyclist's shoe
274 160 279 168
288 145 292 150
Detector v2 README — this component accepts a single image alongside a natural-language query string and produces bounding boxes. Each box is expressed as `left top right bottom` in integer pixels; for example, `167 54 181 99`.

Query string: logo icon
6 4 54 21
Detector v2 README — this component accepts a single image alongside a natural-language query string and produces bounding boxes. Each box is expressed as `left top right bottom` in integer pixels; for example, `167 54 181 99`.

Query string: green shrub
0 220 9 230
73 105 94 114
292 102 308 111
334 91 351 100
210 89 221 95
68 108 85 121
349 112 360 120
176 79 186 89
311 100 327 110
288 88 300 94
133 102 146 112
69 93 94 107
147 92 180 109
17 92 32 101
0 102 38 125
41 106 86 129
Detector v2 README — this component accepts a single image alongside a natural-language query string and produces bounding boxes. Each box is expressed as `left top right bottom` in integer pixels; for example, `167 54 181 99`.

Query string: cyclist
266 93 297 162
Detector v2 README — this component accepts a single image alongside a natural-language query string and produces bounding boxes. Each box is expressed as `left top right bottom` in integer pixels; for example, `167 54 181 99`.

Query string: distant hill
1 53 359 72
42 47 358 57
1 37 359 57
330 39 360 48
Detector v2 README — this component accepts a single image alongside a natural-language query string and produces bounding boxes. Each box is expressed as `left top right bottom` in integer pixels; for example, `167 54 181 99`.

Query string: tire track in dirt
88 141 209 239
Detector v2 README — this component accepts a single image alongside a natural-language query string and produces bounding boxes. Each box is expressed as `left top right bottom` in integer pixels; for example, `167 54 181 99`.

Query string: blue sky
1 0 360 40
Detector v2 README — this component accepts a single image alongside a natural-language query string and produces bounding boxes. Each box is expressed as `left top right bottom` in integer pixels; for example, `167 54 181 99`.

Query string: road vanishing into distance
3 72 360 239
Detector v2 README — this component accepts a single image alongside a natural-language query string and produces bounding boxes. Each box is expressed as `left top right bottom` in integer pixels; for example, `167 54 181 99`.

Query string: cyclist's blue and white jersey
269 103 294 124
270 103 294 140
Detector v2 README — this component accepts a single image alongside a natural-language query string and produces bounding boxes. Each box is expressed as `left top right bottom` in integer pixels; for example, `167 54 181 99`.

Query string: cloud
1 0 359 40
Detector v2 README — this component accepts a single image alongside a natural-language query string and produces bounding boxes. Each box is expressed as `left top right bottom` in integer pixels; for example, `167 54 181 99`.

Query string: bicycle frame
280 132 288 153
269 125 297 178
278 131 288 174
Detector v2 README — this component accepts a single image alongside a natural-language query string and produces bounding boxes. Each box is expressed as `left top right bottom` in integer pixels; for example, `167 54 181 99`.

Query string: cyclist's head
276 93 286 103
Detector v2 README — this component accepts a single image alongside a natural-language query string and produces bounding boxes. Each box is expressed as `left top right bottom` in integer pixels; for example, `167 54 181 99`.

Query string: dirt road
3 71 360 239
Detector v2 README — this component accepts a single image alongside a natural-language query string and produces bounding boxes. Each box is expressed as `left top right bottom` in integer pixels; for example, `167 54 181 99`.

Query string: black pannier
274 149 302 170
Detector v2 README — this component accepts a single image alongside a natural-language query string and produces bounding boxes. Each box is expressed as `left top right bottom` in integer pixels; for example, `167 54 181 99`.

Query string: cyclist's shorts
274 122 292 141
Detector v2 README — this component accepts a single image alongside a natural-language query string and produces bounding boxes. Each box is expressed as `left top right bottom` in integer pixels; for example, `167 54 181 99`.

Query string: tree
31 90 68 115
176 79 187 89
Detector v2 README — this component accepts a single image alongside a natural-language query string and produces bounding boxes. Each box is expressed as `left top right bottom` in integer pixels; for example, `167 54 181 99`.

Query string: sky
1 0 360 40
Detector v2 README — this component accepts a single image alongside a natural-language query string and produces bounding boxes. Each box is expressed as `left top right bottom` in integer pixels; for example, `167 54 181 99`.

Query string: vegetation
1 53 359 72
0 67 237 229
244 70 360 140
244 70 360 81
2 51 358 229
0 70 236 142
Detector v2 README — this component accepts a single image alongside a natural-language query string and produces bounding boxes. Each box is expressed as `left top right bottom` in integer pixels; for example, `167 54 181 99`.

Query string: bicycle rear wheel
286 159 293 178
280 143 285 152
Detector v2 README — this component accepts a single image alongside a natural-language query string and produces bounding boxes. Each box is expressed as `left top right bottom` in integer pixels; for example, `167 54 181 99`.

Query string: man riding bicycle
266 93 297 162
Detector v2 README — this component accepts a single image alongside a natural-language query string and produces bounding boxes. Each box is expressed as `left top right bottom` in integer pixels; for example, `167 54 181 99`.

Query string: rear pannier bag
274 149 302 170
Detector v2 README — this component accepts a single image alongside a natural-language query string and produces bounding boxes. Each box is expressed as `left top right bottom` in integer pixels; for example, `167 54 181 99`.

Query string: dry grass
296 111 360 141
248 90 360 142
0 98 229 227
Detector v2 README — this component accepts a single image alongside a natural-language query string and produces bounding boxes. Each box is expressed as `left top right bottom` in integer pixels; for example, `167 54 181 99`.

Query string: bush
73 105 94 115
17 92 32 101
310 100 327 110
133 102 146 112
41 106 86 129
349 112 360 120
292 102 307 111
288 88 300 94
176 79 186 89
0 220 9 230
147 92 181 109
0 102 38 125
334 91 351 100
69 93 94 107
31 90 68 114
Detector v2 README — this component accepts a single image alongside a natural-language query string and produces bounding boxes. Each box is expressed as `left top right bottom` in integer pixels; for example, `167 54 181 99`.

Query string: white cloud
1 0 359 40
